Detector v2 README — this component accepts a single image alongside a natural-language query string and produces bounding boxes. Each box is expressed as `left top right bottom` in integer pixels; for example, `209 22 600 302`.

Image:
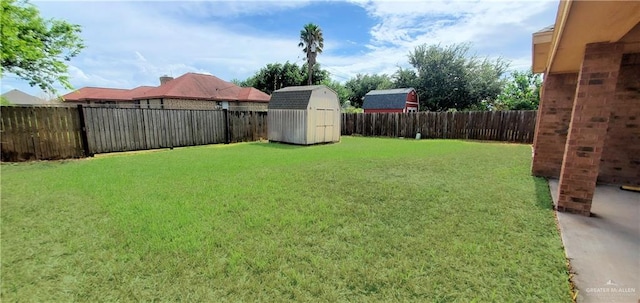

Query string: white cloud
19 1 308 92
3 0 558 96
324 0 558 80
162 0 312 18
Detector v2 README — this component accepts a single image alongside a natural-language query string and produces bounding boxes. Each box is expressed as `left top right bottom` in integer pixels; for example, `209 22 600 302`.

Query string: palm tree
298 23 324 85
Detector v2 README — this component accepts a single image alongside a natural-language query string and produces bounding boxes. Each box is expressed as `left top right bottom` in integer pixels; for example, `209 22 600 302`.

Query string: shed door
315 108 333 142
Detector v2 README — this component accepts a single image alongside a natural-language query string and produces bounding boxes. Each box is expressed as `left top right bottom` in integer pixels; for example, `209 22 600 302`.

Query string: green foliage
495 70 542 110
0 0 84 93
301 62 329 86
341 105 363 113
241 61 305 94
321 79 349 106
403 43 508 111
1 138 571 302
1 96 14 106
392 67 418 89
298 23 324 85
240 62 330 95
344 73 394 108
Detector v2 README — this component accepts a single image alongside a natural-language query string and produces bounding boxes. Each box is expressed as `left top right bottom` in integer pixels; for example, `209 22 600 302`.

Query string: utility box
268 85 341 145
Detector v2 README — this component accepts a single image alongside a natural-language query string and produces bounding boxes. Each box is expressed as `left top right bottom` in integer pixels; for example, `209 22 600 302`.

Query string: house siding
406 90 419 111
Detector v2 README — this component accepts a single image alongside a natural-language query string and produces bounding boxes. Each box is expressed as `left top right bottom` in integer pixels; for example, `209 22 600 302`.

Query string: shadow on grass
249 141 307 150
534 177 554 210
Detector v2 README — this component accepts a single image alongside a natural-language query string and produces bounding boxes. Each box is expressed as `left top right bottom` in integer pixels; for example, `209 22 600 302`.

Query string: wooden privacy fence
342 110 538 143
1 106 85 161
228 111 268 143
1 106 268 161
2 106 536 162
83 107 227 154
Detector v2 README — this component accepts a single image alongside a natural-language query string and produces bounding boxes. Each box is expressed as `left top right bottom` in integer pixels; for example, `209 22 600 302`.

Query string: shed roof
362 88 415 110
1 89 44 105
269 85 329 110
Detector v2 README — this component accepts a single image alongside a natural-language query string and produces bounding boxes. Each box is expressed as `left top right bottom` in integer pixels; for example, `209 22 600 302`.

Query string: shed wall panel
268 109 307 144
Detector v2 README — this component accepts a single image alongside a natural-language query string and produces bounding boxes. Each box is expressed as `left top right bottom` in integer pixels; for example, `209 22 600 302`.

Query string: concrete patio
549 180 640 303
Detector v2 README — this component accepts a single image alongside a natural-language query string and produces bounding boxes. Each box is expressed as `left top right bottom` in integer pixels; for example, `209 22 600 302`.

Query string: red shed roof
63 73 270 103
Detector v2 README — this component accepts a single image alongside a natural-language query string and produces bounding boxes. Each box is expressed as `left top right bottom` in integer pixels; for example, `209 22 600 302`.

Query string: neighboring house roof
238 87 271 102
63 87 136 102
268 85 327 110
63 73 270 103
136 73 270 102
127 86 155 98
1 89 45 105
362 88 415 110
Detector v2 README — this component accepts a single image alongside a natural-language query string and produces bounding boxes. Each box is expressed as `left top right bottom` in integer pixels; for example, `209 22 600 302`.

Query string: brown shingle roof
63 87 132 102
135 73 270 102
63 73 270 103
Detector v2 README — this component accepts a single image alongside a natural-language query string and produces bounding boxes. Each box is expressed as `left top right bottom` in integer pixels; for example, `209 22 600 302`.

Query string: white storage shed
268 85 341 145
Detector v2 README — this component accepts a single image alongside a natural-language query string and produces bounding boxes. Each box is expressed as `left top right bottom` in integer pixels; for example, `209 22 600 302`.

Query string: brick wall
599 53 640 186
531 73 578 178
162 99 267 111
556 42 624 215
163 99 217 110
228 101 268 111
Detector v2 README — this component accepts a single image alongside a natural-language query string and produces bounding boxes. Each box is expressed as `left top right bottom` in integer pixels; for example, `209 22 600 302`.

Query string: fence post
223 109 230 144
77 104 93 157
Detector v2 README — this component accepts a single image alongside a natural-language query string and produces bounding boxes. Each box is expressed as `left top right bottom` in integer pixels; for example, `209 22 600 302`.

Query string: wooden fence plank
339 110 537 143
2 107 537 162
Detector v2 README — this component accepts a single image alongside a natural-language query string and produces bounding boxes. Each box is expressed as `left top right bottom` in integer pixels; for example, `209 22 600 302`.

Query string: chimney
160 75 173 85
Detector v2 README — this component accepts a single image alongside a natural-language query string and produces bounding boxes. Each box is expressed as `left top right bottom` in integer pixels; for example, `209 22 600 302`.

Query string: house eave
535 0 640 74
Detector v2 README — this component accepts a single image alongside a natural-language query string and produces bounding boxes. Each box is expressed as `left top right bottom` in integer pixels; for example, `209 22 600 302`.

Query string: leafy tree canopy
321 79 349 106
239 61 330 95
344 73 394 108
403 43 508 111
494 70 542 110
1 0 85 94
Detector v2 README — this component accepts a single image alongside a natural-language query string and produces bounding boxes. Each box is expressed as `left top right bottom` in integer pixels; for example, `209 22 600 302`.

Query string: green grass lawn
1 137 571 302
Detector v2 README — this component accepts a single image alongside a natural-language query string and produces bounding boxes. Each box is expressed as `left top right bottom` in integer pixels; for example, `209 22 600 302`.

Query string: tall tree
495 70 542 110
403 43 508 111
1 0 85 93
239 62 329 95
392 67 418 89
298 23 324 85
241 62 305 94
344 73 393 108
321 79 349 106
301 62 329 86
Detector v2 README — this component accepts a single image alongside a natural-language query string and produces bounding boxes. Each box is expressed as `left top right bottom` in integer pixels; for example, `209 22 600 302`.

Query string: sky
1 0 559 97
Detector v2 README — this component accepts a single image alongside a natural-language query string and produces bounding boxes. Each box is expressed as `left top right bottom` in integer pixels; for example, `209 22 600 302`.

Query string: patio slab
548 180 640 303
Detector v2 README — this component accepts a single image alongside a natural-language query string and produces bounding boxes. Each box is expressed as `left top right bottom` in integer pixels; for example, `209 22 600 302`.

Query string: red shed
362 88 419 113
